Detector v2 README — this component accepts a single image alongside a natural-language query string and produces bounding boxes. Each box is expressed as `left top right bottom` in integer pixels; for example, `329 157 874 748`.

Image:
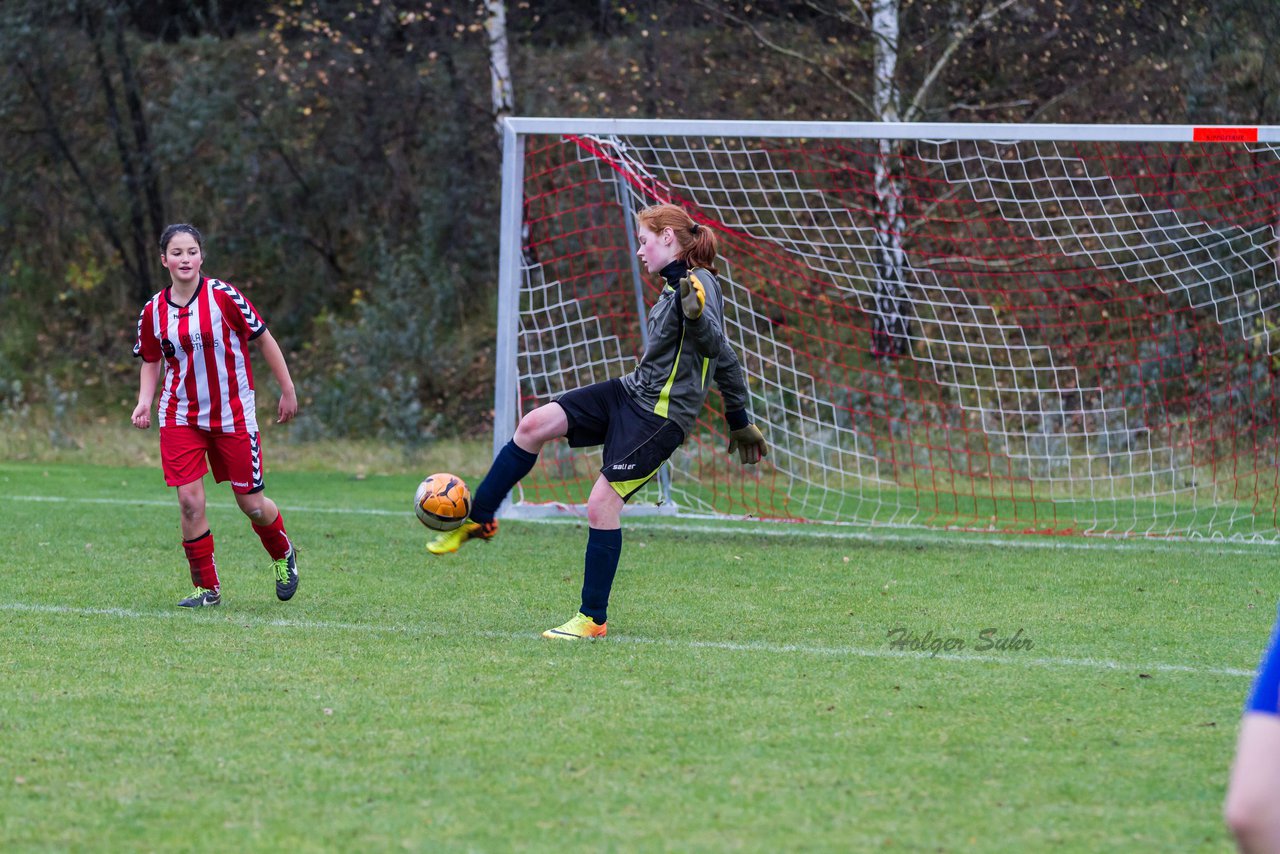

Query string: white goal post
494 117 1280 541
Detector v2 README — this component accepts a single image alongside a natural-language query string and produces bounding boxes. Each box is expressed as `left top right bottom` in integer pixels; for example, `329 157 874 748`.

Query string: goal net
493 119 1280 541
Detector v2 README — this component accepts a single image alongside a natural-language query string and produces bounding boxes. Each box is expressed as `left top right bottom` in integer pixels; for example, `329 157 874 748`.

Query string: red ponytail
636 204 719 274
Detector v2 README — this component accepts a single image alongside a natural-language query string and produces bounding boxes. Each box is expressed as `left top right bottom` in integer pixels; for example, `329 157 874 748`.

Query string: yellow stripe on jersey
654 330 685 419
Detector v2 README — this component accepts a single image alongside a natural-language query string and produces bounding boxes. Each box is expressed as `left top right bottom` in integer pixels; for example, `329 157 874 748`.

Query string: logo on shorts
231 480 249 488
611 463 636 471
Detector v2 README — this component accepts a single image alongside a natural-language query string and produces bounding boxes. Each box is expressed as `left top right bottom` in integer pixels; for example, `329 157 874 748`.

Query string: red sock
182 531 219 590
252 511 292 561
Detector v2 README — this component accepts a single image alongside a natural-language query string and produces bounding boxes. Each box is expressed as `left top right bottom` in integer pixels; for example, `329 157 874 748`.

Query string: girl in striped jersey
131 224 299 608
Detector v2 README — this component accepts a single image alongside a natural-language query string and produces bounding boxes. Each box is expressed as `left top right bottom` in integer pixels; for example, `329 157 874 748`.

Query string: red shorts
160 425 265 494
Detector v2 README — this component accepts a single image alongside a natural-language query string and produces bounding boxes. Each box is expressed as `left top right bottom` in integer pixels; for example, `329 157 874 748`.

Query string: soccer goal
493 118 1280 541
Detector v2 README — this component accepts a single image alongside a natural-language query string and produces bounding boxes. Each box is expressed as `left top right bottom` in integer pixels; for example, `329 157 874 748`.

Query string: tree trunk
83 2 162 305
110 4 165 302
484 0 515 138
870 0 911 358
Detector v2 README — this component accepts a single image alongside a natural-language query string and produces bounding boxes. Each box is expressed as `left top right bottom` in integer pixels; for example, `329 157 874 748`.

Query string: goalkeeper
426 202 766 639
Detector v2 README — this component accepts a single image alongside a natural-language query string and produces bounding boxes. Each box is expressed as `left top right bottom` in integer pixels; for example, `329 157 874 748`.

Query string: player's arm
679 269 725 358
713 345 767 465
131 304 162 429
253 329 298 424
131 360 160 429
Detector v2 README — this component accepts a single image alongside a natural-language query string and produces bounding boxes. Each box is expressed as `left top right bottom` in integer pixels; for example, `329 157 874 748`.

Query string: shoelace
273 558 291 581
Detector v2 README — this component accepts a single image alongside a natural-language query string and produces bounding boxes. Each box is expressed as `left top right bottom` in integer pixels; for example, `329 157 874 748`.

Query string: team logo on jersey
178 331 219 352
161 339 176 359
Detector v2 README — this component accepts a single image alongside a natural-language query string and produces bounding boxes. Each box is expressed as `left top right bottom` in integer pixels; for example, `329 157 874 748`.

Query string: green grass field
0 458 1274 852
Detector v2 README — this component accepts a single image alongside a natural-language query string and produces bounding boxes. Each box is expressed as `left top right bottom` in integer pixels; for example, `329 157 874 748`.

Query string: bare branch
905 0 1021 121
688 0 875 115
948 98 1035 113
914 254 1033 271
1027 80 1092 122
799 0 871 30
15 54 140 288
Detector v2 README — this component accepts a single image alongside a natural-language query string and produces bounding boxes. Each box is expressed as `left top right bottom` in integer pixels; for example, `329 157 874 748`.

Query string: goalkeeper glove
727 423 767 465
679 275 706 321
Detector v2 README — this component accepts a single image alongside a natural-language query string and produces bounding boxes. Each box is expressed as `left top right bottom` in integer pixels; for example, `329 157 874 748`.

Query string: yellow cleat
541 612 607 640
426 519 498 555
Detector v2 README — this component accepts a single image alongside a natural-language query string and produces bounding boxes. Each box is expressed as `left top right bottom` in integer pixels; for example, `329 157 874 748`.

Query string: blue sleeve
1246 604 1280 715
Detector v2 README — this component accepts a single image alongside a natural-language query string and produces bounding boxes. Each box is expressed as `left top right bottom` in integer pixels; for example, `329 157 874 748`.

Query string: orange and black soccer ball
414 473 472 531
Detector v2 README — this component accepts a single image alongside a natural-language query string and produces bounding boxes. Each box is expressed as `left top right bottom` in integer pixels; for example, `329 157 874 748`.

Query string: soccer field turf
0 461 1270 851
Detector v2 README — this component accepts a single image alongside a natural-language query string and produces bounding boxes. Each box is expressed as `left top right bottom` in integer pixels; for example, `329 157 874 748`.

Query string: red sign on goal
1193 126 1258 142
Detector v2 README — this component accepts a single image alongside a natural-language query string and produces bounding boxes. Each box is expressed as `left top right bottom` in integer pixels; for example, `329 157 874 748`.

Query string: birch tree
867 0 1020 356
869 0 909 357
694 0 1145 358
484 0 515 137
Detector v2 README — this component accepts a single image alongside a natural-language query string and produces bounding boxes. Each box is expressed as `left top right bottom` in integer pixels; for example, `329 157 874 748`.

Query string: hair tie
690 222 700 235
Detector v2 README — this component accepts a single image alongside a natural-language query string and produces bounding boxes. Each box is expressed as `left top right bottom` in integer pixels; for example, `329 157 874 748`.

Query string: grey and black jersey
619 261 752 438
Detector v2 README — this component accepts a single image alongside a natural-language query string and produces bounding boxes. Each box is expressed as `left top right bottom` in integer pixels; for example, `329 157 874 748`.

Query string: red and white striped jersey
133 277 267 433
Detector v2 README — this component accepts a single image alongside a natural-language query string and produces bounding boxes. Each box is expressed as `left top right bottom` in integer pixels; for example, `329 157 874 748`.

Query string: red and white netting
508 126 1280 540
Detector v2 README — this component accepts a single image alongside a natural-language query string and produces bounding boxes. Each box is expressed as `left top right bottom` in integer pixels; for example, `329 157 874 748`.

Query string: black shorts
554 379 685 501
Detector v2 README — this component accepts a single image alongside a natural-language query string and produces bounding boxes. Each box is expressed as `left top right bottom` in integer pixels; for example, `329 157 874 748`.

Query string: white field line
2 493 1272 555
0 601 1256 679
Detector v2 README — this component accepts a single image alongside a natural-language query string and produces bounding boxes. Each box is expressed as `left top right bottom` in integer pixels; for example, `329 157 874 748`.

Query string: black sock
580 527 622 624
470 440 539 523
